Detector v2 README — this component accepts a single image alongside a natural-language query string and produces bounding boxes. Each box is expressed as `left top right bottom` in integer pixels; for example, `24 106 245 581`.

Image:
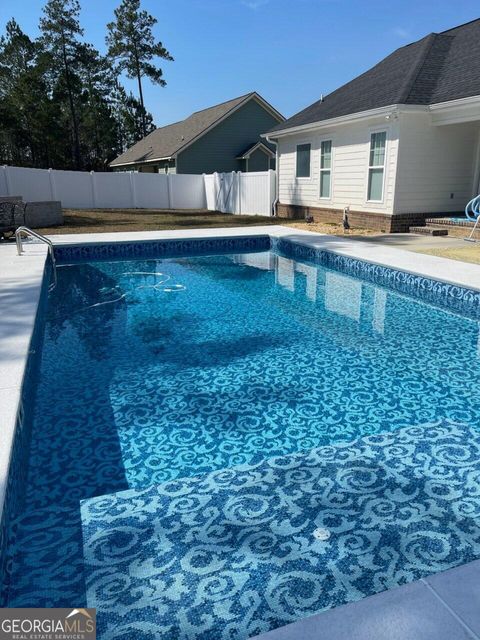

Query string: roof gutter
262 104 426 139
110 156 173 168
429 94 480 111
429 95 480 125
264 134 279 217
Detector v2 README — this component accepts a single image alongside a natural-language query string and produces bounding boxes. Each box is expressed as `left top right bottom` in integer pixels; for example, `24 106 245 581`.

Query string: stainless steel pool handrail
15 226 57 290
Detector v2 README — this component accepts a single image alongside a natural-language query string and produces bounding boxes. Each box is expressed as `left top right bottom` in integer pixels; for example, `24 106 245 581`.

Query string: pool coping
1 225 480 636
45 225 480 292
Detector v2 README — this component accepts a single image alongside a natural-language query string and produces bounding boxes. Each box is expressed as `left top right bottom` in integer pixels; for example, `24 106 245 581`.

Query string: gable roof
269 18 480 134
110 92 284 167
236 141 275 159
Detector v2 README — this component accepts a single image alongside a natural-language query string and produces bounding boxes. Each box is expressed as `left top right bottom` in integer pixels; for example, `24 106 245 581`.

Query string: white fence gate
205 170 276 216
0 165 276 217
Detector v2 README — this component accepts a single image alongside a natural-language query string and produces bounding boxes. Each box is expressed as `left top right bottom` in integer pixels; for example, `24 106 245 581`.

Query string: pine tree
77 43 119 169
106 0 172 137
112 84 155 151
0 0 164 169
40 0 84 168
0 19 58 167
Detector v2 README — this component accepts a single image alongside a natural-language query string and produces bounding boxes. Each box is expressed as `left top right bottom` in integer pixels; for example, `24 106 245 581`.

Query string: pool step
409 225 449 236
80 420 480 640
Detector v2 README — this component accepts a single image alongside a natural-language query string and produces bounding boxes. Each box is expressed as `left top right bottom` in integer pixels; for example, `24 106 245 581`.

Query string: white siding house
275 115 400 217
394 110 479 215
266 19 480 232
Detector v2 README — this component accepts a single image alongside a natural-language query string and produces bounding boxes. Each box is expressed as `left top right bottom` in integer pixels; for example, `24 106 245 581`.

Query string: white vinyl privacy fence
0 166 276 217
204 170 276 216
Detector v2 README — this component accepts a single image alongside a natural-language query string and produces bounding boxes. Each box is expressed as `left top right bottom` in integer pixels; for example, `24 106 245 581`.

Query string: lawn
36 208 379 236
412 245 480 265
36 208 286 235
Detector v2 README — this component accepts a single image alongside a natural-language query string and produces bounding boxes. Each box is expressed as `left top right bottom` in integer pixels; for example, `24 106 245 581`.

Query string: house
110 92 284 175
265 19 480 232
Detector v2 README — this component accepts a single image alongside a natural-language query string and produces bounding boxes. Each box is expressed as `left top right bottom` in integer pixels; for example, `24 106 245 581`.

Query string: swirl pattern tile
54 236 271 263
81 421 480 639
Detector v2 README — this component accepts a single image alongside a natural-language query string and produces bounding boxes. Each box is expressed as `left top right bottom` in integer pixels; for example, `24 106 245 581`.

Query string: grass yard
37 208 280 234
411 244 480 265
36 208 380 237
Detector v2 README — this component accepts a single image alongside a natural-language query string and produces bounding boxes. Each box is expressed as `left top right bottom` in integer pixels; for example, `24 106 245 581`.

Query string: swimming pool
2 235 480 639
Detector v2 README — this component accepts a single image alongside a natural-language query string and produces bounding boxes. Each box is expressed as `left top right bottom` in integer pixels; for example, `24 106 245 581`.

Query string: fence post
90 171 97 208
166 173 172 209
226 171 233 214
130 171 137 208
48 168 57 201
3 165 12 196
202 173 207 209
237 171 242 215
213 172 220 211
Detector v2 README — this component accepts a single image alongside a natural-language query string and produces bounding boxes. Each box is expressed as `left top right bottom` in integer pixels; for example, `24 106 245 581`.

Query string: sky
1 0 479 127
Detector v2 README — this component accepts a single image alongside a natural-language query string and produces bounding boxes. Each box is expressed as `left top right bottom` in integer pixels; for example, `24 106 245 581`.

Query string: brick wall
276 203 452 233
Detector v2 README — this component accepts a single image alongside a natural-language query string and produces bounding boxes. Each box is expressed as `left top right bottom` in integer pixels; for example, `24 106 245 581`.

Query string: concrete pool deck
253 561 480 640
0 241 47 522
349 232 470 250
1 225 480 638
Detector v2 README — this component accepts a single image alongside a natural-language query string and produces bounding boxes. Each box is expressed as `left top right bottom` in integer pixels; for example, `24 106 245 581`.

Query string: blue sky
1 0 479 126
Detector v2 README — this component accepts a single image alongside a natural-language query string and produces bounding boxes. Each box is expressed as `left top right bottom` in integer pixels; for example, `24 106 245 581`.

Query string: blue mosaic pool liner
53 234 480 318
81 419 480 639
272 237 480 320
0 258 51 606
54 235 272 263
2 234 480 608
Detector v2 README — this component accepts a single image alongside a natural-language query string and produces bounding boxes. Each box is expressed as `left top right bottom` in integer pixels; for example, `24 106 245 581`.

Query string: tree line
0 0 172 171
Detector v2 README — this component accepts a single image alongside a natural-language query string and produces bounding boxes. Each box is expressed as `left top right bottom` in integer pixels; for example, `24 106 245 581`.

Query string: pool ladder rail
464 194 480 242
15 226 57 291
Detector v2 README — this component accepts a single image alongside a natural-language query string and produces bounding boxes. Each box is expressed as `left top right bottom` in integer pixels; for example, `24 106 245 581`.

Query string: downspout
472 126 480 196
265 134 279 217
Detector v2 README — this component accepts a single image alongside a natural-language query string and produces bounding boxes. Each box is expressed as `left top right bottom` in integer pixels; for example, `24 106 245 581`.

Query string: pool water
3 247 480 637
446 216 472 223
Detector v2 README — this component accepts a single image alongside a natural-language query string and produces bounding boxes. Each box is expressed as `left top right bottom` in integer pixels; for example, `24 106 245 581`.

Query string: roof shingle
269 18 480 134
111 92 277 167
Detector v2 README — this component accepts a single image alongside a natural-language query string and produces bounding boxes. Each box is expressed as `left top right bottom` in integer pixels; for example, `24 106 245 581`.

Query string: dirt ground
36 208 380 237
36 208 281 234
286 220 379 237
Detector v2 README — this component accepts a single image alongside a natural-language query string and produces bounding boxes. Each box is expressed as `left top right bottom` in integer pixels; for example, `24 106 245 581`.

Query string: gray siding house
110 92 284 174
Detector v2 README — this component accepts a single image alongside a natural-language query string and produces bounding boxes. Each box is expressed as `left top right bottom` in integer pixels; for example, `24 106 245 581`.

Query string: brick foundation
276 203 452 233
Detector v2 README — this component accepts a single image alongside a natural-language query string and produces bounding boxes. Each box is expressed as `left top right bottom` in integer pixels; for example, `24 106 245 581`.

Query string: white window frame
295 142 312 179
366 129 388 204
319 138 333 201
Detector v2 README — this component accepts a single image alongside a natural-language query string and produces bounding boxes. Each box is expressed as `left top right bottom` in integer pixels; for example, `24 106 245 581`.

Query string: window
320 140 332 198
367 131 387 201
296 143 311 178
